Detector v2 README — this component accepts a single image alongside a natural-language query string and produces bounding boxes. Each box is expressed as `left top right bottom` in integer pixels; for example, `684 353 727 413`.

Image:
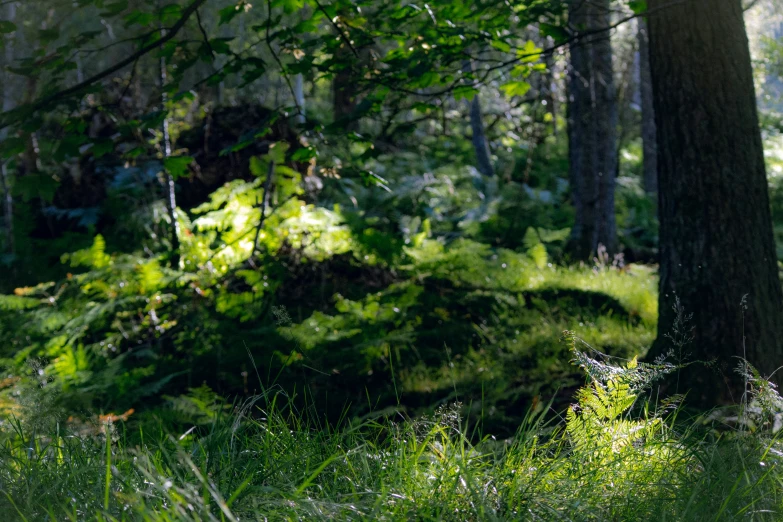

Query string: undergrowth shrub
0 148 657 431
2 336 783 520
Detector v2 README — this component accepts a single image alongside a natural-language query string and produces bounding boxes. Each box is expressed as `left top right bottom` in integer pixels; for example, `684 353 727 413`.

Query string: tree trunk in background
462 60 494 177
468 94 494 177
646 0 783 406
543 36 558 138
0 162 12 253
1 3 16 255
565 0 618 259
1 3 15 131
22 77 40 176
333 47 358 132
637 17 657 197
159 25 181 269
294 73 306 125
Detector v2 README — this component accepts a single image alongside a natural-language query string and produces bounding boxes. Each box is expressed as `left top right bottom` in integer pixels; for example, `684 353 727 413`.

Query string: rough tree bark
646 0 783 406
565 0 618 259
637 17 657 197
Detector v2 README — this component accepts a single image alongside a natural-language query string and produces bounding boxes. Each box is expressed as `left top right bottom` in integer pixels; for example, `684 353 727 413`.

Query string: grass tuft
3 339 783 520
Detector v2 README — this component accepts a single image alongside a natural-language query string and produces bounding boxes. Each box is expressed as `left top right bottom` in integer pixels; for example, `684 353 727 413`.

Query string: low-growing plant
2 335 783 521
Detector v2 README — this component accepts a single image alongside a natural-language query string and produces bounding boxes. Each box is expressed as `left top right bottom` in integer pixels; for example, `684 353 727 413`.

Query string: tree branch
311 0 359 57
251 159 276 260
265 0 303 119
195 7 215 59
0 0 208 130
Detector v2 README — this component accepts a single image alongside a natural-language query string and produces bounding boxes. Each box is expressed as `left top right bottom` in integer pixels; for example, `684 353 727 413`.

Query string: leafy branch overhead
0 0 651 153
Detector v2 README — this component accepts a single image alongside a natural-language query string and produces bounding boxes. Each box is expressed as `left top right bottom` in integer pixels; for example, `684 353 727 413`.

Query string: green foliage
0 147 657 430
3 344 783 520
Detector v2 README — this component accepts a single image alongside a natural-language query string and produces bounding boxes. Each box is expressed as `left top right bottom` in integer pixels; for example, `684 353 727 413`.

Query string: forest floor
4 332 783 521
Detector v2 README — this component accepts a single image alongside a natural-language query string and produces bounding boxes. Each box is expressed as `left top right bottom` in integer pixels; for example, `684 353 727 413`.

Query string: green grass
2 346 783 521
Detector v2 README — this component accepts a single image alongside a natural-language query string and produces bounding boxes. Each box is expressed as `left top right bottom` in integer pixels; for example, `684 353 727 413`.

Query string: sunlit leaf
490 39 511 53
500 81 531 99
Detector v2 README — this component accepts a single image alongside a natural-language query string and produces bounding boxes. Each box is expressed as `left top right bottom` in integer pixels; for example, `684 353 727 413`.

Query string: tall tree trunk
1 3 16 254
1 2 15 130
468 94 494 177
565 0 618 259
333 47 358 132
462 60 494 177
646 0 783 406
543 36 558 138
294 73 306 125
637 17 657 197
22 77 40 176
0 162 13 255
159 24 180 269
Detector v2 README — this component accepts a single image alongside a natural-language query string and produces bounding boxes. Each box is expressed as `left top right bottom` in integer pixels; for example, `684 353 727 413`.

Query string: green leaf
453 85 479 102
266 142 290 164
124 11 155 27
292 18 320 34
159 4 183 23
537 227 571 244
629 0 647 14
0 137 26 157
209 38 234 55
171 91 195 103
0 295 40 311
490 39 511 53
411 101 437 113
291 146 317 162
249 156 269 177
539 23 569 44
92 138 115 159
528 243 548 269
522 227 541 250
13 173 59 203
360 170 390 192
517 40 542 63
413 71 438 88
500 81 531 99
219 2 247 25
274 0 304 14
163 156 193 179
54 135 88 162
39 27 60 45
159 40 178 59
0 21 16 33
100 0 128 16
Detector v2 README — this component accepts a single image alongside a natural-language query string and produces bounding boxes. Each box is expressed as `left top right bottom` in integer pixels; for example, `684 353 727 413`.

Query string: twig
265 0 304 119
251 159 276 258
311 0 359 57
195 8 215 59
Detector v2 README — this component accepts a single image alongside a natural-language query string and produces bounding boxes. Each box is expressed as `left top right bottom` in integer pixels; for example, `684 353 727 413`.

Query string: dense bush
0 143 657 436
